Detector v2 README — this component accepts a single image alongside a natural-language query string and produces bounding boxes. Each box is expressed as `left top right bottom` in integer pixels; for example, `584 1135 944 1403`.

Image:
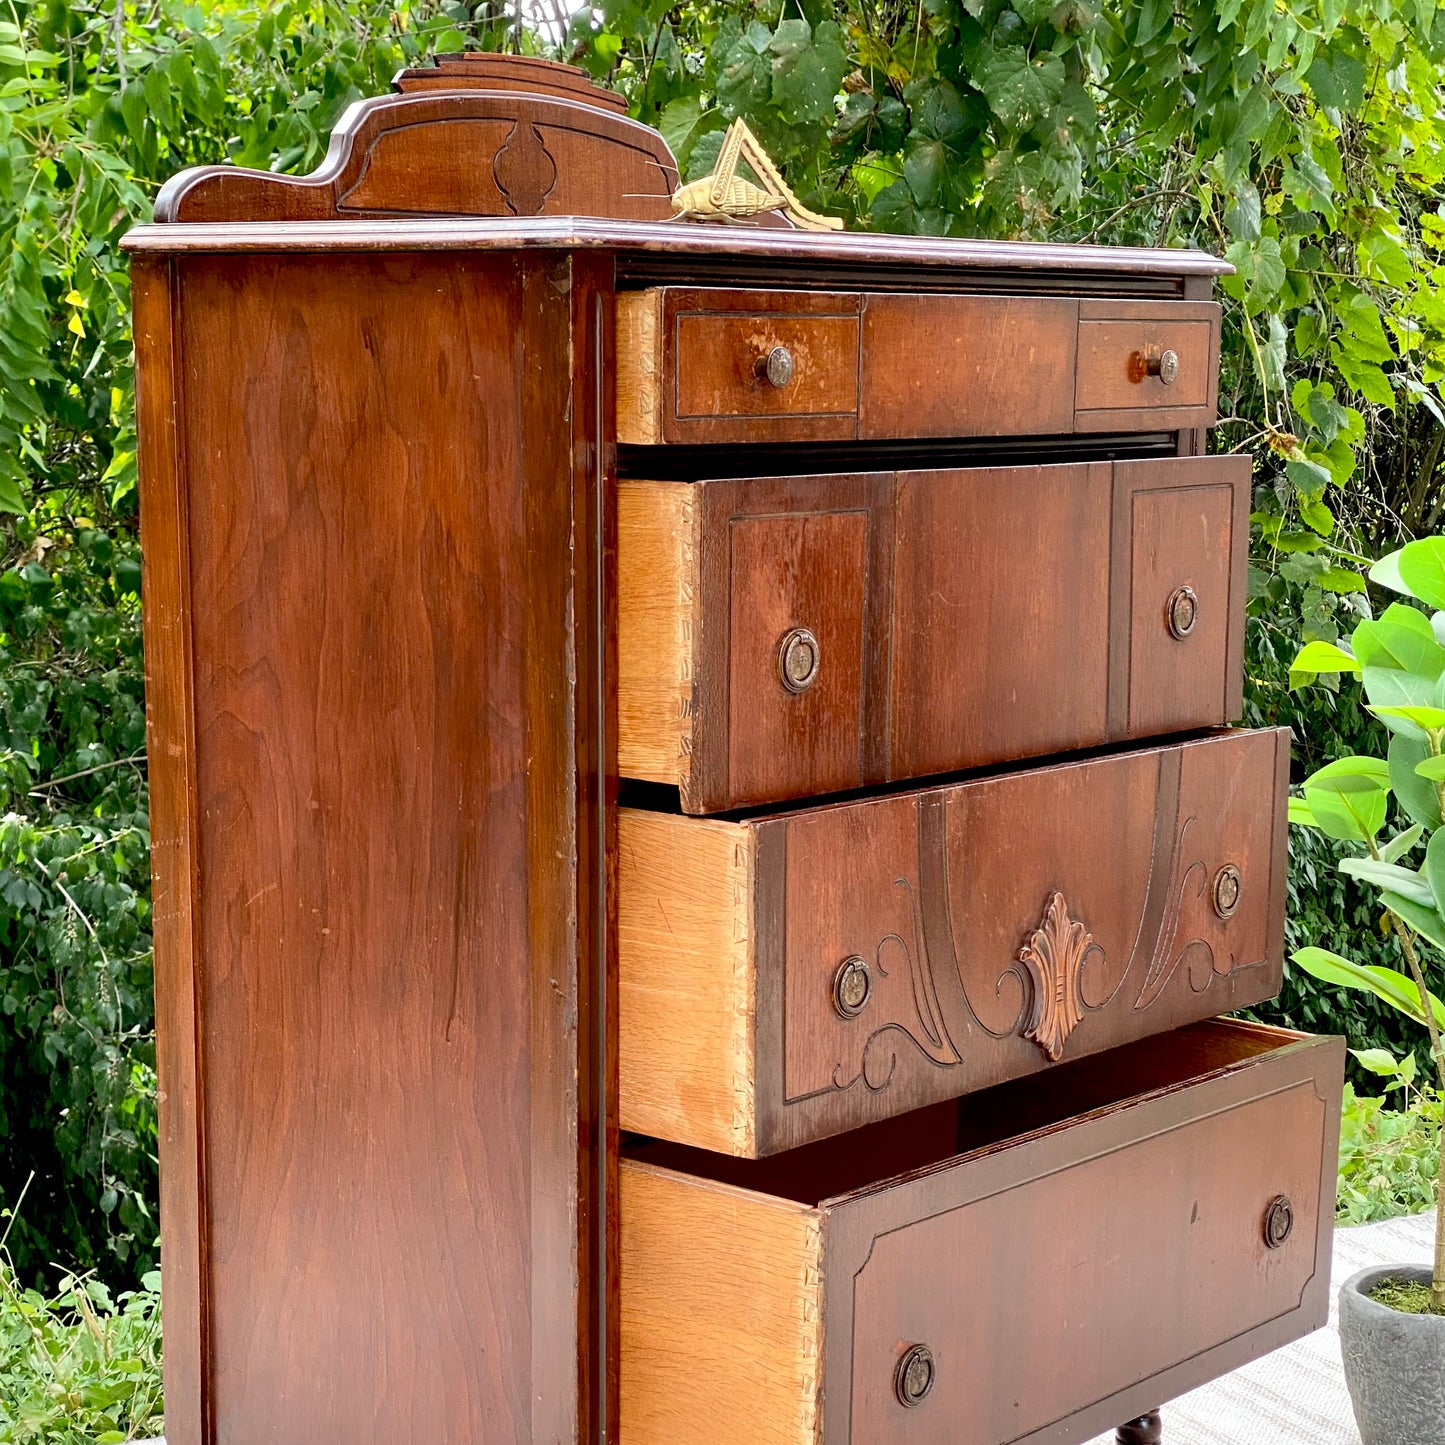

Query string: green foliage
0 1194 162 1444
0 0 538 1285
1338 1060 1441 1225
1290 537 1445 1284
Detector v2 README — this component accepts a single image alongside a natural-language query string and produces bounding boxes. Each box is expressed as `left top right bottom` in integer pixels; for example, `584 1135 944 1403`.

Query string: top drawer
615 288 1220 445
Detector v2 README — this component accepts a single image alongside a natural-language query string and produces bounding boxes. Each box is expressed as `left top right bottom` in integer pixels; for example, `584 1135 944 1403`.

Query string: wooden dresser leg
1116 1410 1162 1444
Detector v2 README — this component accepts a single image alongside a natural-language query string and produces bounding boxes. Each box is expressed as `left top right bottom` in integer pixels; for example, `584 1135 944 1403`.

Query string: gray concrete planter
1339 1263 1445 1445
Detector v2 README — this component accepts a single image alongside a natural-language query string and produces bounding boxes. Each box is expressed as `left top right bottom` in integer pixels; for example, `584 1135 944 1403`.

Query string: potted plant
1289 534 1445 1445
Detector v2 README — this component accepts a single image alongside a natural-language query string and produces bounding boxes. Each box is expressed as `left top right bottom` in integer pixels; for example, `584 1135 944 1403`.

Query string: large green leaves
1293 947 1445 1031
1299 755 1391 841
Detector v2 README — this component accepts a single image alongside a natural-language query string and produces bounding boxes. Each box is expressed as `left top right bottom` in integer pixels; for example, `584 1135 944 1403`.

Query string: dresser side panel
158 251 591 1443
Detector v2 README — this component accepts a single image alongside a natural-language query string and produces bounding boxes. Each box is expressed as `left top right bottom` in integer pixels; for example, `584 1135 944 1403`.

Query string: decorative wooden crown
154 53 679 224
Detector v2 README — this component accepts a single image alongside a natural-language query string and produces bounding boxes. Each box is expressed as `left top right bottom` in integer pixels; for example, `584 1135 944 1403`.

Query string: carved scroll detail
1017 891 1096 1061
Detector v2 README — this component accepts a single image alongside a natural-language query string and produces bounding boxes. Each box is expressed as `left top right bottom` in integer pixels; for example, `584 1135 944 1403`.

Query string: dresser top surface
122 214 1229 279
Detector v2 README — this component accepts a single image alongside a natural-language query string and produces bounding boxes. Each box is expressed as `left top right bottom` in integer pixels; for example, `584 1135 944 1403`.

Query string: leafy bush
0 0 520 1285
0 1191 162 1445
1337 1049 1441 1225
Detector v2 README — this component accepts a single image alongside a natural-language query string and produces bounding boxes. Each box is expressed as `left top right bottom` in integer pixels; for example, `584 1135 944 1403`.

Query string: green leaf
1390 733 1443 829
1301 755 1391 841
1381 822 1426 863
1351 612 1445 678
1291 639 1361 675
1288 794 1318 827
1398 537 1445 610
1292 946 1445 1030
1425 828 1445 916
1339 856 1436 908
1382 890 1445 956
1351 1046 1404 1076
1369 704 1445 731
1305 51 1366 112
1416 755 1445 780
1363 667 1440 736
770 19 850 127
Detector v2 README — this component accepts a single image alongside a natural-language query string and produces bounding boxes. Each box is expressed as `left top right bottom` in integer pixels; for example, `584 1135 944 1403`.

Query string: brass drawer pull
895 1343 936 1407
778 627 820 693
755 345 794 388
1167 585 1198 640
1213 863 1242 919
832 956 872 1019
1264 1194 1294 1249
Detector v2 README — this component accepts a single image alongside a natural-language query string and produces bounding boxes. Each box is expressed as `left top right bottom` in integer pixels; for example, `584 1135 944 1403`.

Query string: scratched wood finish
154 54 677 224
618 455 1249 813
614 289 1220 444
620 1022 1343 1445
135 249 609 1445
618 727 1289 1155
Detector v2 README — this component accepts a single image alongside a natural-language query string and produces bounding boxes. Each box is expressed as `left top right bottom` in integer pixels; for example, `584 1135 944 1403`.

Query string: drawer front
615 289 1220 444
619 1025 1343 1445
1076 298 1219 429
618 455 1249 813
826 1032 1342 1445
617 288 862 444
619 728 1290 1156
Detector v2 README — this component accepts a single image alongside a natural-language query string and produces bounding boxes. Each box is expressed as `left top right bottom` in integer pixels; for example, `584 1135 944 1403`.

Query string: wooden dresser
125 52 1342 1445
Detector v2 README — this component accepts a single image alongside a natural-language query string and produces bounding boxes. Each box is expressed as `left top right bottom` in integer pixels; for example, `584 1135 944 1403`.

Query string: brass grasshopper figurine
671 119 843 231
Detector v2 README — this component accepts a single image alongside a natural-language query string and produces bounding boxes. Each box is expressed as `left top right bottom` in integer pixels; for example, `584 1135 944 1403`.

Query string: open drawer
621 1020 1343 1445
620 727 1289 1155
614 289 1220 445
619 453 1249 813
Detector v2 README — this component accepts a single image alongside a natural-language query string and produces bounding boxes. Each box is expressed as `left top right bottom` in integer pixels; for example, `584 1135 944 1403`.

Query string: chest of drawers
125 51 1340 1445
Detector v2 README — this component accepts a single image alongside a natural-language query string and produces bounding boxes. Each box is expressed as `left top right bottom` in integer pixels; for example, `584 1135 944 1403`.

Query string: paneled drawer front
620 1022 1343 1445
619 728 1289 1156
615 289 1220 444
617 288 862 445
618 455 1249 813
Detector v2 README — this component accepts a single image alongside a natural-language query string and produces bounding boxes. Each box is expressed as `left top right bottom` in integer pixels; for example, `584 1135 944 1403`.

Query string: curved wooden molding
154 59 678 224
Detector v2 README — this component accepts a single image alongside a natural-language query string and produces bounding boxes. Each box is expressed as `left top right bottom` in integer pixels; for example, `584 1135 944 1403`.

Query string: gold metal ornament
671 119 843 231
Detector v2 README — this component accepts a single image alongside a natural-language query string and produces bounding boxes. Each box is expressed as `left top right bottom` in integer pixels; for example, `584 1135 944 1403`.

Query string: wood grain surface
620 1022 1343 1445
618 454 1251 813
618 728 1290 1154
137 249 608 1445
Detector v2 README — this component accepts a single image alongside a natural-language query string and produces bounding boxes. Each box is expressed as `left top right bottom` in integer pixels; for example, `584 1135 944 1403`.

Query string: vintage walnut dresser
125 51 1342 1445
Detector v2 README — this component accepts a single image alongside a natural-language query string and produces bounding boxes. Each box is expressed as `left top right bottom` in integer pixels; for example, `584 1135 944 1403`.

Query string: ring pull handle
778 627 820 693
1167 585 1198 640
1264 1195 1294 1249
755 345 794 388
895 1344 936 1407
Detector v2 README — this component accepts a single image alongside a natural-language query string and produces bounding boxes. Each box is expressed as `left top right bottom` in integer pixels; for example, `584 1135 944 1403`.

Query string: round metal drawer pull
755 345 794 388
1264 1194 1294 1249
1167 585 1198 640
778 627 820 693
895 1344 936 1407
1149 348 1180 385
1213 863 1242 919
832 956 872 1019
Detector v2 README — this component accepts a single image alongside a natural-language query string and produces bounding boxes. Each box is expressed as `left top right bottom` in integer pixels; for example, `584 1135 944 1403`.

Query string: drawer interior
623 1019 1293 1204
